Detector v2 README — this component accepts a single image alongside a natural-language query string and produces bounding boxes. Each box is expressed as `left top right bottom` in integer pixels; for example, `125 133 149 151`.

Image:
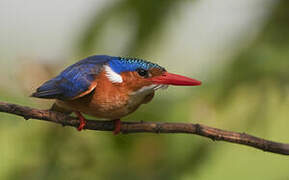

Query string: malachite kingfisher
31 55 201 134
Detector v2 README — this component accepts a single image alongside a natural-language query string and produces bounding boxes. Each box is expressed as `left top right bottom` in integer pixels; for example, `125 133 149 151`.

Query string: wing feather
31 55 111 100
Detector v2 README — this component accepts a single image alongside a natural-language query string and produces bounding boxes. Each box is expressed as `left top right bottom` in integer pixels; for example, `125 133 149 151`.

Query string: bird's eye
136 68 149 78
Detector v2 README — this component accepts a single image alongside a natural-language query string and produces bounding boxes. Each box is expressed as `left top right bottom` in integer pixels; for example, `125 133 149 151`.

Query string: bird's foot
113 119 122 135
74 111 86 131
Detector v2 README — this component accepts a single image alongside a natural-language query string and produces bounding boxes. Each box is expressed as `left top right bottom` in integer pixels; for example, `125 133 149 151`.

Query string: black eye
136 68 149 78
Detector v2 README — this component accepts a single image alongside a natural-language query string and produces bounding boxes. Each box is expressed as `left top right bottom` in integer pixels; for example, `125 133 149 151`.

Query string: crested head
108 56 165 74
105 56 166 82
103 56 167 94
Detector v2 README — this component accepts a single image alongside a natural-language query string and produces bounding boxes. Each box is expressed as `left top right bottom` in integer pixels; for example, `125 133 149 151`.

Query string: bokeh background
1 0 289 179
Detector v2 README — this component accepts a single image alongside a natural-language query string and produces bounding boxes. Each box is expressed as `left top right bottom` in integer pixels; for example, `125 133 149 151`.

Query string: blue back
32 55 112 99
32 55 164 100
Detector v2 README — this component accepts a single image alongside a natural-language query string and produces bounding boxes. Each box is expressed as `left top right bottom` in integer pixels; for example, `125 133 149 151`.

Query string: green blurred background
0 0 289 179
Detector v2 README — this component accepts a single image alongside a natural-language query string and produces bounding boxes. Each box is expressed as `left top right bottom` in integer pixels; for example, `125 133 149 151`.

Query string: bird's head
105 57 201 94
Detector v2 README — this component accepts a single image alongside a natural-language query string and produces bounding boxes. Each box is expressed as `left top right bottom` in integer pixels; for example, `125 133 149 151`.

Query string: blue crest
108 57 165 74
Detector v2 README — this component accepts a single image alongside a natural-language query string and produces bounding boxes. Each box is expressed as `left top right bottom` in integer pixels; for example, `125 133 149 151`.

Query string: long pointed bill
150 72 202 86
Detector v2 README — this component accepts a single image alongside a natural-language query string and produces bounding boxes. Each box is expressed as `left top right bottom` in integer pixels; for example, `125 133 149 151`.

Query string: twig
0 101 288 156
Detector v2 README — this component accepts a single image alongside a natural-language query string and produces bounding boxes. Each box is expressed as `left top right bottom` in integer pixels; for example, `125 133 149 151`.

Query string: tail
31 78 63 99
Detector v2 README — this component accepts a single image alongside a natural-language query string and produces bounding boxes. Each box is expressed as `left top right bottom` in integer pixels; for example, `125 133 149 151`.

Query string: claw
74 111 86 131
113 119 122 135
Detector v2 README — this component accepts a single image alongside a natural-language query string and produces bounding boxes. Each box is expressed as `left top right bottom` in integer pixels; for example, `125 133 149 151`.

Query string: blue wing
32 55 112 100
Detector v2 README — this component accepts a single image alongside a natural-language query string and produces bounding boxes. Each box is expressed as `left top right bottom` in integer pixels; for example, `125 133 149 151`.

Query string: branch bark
0 101 288 155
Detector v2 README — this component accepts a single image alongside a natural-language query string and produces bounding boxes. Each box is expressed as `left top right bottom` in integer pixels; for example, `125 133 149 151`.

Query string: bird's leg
74 111 86 131
113 119 122 135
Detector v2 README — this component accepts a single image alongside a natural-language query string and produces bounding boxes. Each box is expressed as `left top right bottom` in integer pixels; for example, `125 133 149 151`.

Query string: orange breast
55 71 155 119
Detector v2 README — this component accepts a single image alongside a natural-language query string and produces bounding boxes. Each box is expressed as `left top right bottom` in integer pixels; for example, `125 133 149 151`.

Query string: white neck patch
104 65 123 83
130 84 168 95
131 85 156 95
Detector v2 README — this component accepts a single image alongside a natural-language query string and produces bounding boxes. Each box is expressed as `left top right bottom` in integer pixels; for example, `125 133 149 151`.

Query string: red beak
150 72 202 86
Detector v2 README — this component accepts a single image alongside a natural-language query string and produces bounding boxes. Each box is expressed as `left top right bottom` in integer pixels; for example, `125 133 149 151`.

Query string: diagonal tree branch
0 101 288 155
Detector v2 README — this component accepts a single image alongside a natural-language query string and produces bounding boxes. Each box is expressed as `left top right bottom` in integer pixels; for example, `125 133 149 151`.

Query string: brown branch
0 101 288 156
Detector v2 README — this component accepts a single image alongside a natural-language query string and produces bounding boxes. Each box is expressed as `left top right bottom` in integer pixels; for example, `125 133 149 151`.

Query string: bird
31 55 201 134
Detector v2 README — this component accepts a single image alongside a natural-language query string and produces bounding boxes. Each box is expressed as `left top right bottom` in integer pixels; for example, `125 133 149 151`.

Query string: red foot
113 119 122 135
74 111 86 131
